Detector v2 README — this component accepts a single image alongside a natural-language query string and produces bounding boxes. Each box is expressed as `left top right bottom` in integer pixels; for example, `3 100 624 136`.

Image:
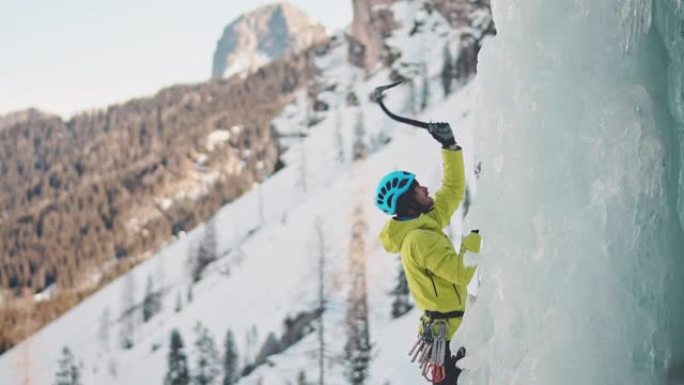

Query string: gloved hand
427 122 457 148
461 230 482 253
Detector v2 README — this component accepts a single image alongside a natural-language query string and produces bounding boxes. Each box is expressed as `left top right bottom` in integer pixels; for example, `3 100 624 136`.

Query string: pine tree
192 218 218 282
344 288 372 385
344 206 372 385
164 329 190 385
222 330 239 385
243 325 259 369
192 322 220 385
257 181 265 225
334 107 345 164
369 130 390 154
420 62 430 111
175 290 183 313
352 111 368 161
404 79 417 116
455 34 472 84
390 257 413 318
143 275 160 322
119 273 136 349
98 307 111 353
107 357 118 378
54 346 81 385
299 144 308 193
440 42 454 97
298 92 309 193
315 217 327 385
186 241 198 283
297 371 308 385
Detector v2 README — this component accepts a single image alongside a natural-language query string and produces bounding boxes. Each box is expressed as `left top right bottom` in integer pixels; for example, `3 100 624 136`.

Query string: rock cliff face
431 0 495 31
348 0 399 72
212 2 328 79
347 0 495 73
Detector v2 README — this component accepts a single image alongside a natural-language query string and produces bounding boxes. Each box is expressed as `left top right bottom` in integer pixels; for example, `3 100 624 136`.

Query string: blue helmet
375 171 416 215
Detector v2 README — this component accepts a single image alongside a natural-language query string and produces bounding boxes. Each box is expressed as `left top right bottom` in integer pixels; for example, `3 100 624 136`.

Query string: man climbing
375 122 481 384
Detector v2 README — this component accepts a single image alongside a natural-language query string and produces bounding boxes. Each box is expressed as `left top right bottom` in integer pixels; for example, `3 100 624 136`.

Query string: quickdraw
408 318 449 383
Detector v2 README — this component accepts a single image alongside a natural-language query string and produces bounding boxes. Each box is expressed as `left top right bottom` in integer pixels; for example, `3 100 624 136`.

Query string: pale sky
0 0 352 118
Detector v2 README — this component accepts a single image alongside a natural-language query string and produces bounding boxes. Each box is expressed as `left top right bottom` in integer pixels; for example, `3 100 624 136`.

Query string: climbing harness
408 317 452 383
371 81 432 130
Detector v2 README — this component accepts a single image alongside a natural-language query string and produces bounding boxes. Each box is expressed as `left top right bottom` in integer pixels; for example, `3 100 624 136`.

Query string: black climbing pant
433 344 466 385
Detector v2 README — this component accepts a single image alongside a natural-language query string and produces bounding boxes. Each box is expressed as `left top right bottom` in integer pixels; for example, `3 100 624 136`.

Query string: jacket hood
379 213 441 253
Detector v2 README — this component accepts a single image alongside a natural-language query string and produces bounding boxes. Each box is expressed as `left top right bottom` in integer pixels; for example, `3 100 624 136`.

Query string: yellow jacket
379 149 481 338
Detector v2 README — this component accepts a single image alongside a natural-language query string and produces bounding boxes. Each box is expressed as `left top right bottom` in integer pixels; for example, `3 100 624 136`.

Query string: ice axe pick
371 80 431 130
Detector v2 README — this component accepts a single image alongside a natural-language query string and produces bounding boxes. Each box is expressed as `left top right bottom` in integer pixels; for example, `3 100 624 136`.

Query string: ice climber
375 122 481 385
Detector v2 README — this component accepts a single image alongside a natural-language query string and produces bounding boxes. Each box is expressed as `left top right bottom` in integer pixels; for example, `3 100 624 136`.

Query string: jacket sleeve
427 149 466 229
408 230 475 286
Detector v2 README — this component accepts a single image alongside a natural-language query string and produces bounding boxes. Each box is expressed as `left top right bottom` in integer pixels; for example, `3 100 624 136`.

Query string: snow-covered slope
0 2 485 385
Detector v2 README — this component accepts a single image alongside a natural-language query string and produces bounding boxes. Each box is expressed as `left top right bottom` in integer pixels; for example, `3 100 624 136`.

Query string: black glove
427 122 457 148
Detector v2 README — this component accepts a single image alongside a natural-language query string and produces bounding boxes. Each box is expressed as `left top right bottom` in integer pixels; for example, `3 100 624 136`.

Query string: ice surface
455 0 684 384
654 1 684 225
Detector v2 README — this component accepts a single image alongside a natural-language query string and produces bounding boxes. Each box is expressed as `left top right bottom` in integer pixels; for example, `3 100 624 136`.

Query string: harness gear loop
424 320 449 383
409 316 456 383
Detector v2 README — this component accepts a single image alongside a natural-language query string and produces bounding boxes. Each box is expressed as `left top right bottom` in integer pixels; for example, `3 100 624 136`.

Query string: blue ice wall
457 0 684 384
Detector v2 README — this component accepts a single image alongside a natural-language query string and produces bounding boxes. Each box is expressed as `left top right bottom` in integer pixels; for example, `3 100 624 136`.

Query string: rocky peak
212 2 328 79
348 0 399 72
347 0 494 73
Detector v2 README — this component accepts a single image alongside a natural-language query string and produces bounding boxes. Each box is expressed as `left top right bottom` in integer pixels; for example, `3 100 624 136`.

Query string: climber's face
412 182 434 212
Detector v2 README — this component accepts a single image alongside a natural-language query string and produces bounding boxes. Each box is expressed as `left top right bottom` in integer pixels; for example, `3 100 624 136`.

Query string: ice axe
371 80 431 130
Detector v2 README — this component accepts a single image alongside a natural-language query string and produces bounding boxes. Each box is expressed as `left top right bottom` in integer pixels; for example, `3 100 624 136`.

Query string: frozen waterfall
457 0 684 384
